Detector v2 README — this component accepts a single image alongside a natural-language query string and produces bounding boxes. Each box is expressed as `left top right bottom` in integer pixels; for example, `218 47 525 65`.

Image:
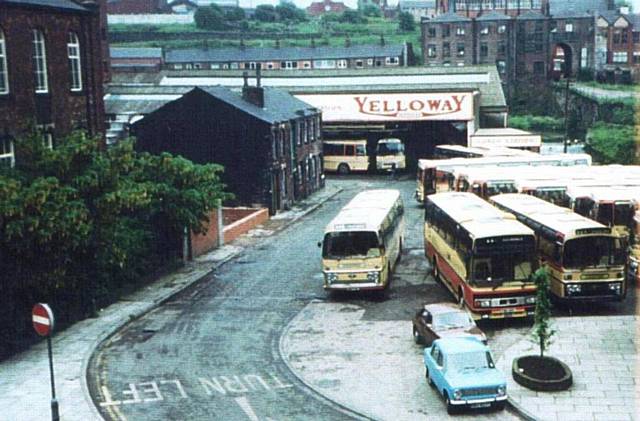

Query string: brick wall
190 207 269 257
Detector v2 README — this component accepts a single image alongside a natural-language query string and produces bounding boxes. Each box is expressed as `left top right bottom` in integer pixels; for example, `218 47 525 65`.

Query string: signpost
32 303 59 421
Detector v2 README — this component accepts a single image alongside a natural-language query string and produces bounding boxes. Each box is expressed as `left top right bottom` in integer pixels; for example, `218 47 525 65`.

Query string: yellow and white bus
322 139 369 174
491 193 627 303
424 192 538 320
375 138 406 172
320 189 405 292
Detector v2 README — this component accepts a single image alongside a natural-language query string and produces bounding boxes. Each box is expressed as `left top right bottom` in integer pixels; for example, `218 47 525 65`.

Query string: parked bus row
323 138 406 175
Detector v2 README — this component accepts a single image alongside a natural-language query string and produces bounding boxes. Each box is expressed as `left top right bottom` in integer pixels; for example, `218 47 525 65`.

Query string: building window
194 63 201 69
210 63 219 69
267 62 275 69
633 32 640 43
302 61 311 69
355 59 363 68
185 63 193 69
533 61 545 74
375 59 382 66
43 132 53 149
497 41 506 55
443 42 450 57
0 137 14 168
614 30 622 44
428 27 436 37
456 26 465 36
385 56 399 65
367 58 373 65
498 24 506 34
313 59 336 69
581 47 588 68
230 62 239 69
296 121 302 145
480 25 489 35
0 29 8 94
427 44 437 58
280 61 298 69
174 64 183 70
565 22 573 32
480 43 488 58
442 24 450 37
457 43 465 56
634 51 640 64
613 51 628 63
496 60 506 74
337 59 348 68
32 29 48 93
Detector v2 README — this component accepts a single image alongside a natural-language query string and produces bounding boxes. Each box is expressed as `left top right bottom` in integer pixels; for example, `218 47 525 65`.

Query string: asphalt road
87 175 637 420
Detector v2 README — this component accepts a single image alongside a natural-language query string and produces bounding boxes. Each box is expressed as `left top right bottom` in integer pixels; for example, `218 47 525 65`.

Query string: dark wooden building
131 74 323 215
0 0 107 167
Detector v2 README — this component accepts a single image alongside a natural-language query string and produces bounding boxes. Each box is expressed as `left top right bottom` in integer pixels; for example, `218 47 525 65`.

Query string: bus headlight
367 271 380 282
474 298 492 308
497 385 506 396
525 296 536 304
453 389 462 400
608 282 622 294
566 284 582 295
326 272 338 283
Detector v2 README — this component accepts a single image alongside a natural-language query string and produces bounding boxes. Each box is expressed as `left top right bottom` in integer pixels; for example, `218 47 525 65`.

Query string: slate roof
2 0 90 11
516 10 546 20
549 0 610 16
476 11 512 21
428 11 472 23
164 44 406 64
111 47 163 59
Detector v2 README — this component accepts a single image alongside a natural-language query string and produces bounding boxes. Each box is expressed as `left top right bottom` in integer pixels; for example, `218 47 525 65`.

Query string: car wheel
445 393 457 415
494 401 506 411
413 326 423 344
337 163 350 175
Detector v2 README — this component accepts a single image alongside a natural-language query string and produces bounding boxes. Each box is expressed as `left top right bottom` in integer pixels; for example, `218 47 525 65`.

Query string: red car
412 302 486 346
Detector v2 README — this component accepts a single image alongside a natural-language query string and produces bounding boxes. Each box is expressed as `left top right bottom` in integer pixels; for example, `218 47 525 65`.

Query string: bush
339 10 367 24
585 122 636 164
255 4 278 22
224 6 245 22
275 2 307 22
508 115 564 132
398 11 415 32
194 5 226 30
362 5 382 17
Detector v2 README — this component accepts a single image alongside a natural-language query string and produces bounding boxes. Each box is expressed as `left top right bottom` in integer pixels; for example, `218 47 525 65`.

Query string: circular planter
512 355 573 391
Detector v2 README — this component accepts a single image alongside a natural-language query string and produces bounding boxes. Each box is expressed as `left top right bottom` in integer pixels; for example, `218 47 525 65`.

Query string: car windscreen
448 351 494 371
322 231 381 259
433 311 473 330
376 142 404 155
563 235 626 269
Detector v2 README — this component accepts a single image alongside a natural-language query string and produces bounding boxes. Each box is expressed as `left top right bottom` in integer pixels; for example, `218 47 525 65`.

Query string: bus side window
345 145 355 156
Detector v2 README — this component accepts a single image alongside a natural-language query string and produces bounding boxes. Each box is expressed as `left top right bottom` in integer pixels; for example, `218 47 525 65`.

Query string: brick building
106 0 168 14
131 73 323 214
0 0 107 167
306 0 349 16
164 43 413 71
421 0 640 89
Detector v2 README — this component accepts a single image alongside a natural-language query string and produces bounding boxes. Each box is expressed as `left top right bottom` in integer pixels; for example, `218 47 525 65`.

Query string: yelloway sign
295 93 474 122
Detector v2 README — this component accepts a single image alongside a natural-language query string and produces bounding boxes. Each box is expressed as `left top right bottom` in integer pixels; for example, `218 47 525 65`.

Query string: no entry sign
32 303 55 337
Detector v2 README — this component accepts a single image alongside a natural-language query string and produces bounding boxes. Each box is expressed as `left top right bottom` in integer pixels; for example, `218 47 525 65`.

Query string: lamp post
563 77 571 153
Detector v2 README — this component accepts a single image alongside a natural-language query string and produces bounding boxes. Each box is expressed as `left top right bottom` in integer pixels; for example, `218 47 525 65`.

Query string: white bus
320 189 405 292
322 139 368 174
375 138 406 172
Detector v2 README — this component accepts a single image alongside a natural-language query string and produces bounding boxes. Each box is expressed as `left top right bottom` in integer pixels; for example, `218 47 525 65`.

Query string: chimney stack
242 69 264 108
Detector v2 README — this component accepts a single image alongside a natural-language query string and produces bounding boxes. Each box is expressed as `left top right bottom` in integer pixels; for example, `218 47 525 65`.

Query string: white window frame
174 64 183 70
185 63 193 69
355 59 363 68
0 137 14 168
565 23 573 32
367 58 373 65
613 51 628 63
498 24 506 34
0 29 8 94
209 63 219 69
43 132 53 149
456 26 465 36
67 32 82 92
32 29 48 93
337 59 348 68
385 56 399 65
266 62 275 69
480 26 489 35
194 63 202 69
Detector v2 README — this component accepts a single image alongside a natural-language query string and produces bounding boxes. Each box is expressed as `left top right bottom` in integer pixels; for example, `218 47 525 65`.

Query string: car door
430 345 446 392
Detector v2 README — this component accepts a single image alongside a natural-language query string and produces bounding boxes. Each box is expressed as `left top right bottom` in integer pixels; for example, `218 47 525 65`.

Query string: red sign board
32 303 55 337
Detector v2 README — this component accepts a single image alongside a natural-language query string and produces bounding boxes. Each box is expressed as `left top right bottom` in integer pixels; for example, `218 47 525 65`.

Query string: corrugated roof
111 47 163 59
164 44 406 64
2 0 90 11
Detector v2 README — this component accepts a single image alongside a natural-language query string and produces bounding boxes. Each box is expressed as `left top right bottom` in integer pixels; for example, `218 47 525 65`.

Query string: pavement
2 181 639 421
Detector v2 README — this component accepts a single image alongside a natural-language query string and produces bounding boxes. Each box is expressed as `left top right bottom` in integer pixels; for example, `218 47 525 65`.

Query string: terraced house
163 43 413 71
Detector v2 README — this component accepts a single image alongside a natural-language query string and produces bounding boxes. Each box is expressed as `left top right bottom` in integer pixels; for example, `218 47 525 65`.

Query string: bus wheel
337 163 350 175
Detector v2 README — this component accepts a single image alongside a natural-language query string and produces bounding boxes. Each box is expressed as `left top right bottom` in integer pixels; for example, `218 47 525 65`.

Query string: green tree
362 5 381 17
275 2 307 21
339 10 367 24
532 268 555 358
398 11 415 32
255 4 278 22
585 122 636 164
224 6 246 22
194 5 226 30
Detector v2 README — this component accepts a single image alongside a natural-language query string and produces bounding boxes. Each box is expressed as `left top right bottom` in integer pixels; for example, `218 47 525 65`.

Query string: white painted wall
108 14 194 25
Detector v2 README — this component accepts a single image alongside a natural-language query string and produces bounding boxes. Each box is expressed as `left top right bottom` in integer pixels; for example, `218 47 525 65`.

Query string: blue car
423 337 507 414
